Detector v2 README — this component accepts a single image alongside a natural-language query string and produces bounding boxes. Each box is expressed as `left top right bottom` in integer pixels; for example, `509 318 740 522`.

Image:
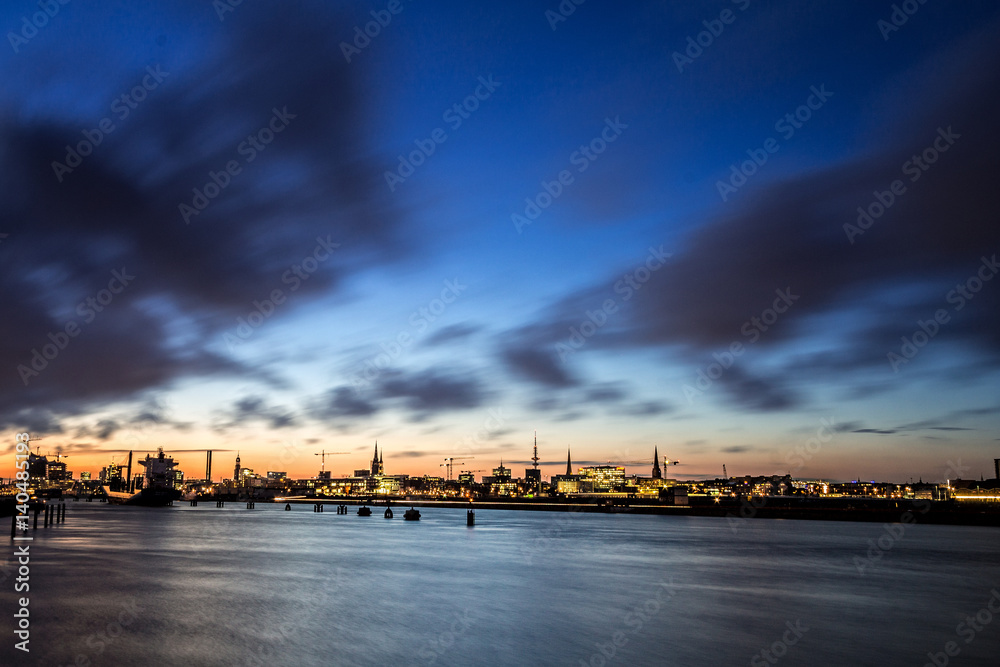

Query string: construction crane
663 456 679 467
314 450 349 473
441 457 474 481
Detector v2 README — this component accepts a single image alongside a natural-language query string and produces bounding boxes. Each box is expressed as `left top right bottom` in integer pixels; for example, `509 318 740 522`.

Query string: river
2 503 998 666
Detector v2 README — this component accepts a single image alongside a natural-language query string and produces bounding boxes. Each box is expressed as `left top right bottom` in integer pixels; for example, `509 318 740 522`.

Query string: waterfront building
483 462 517 496
370 442 384 476
579 465 626 492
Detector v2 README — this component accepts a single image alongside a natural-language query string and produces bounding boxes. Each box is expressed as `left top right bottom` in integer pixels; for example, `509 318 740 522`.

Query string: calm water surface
2 503 999 666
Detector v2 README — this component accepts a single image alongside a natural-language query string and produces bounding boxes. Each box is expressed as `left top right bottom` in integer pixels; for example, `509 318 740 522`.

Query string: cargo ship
103 448 182 506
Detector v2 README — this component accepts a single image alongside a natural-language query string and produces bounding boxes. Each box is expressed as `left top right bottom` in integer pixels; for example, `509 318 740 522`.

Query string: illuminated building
579 465 626 492
483 462 517 496
47 460 70 482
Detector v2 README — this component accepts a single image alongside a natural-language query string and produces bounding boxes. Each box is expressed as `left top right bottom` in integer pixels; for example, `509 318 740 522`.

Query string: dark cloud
832 421 862 433
495 27 1000 412
0 2 403 425
377 369 485 412
215 396 298 431
310 367 486 425
721 445 753 454
714 367 799 412
583 385 627 404
501 346 578 388
424 323 482 347
95 419 120 440
853 429 897 435
622 401 673 416
311 387 379 422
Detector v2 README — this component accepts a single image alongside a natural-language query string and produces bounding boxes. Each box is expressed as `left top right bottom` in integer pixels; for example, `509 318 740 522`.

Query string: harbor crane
314 450 349 473
441 457 474 481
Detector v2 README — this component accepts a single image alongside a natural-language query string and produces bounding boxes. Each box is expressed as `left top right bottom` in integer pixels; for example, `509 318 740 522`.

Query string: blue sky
2 0 999 483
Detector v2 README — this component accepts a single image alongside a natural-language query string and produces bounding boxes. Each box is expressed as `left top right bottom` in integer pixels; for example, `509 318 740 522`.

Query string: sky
1 0 999 484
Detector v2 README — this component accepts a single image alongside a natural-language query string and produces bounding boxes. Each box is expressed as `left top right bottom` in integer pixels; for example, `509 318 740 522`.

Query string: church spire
652 446 662 479
566 447 572 476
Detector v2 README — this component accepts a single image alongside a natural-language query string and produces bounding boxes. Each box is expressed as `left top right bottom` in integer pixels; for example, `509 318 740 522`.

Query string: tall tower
371 442 383 476
532 431 540 471
652 446 662 479
566 448 572 476
234 452 241 484
379 449 384 476
526 431 541 494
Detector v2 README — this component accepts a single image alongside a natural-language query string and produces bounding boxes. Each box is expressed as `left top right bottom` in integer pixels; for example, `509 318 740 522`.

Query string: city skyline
3 1 1000 486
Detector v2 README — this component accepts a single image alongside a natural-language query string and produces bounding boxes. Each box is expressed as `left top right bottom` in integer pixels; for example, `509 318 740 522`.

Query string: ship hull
102 486 181 507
